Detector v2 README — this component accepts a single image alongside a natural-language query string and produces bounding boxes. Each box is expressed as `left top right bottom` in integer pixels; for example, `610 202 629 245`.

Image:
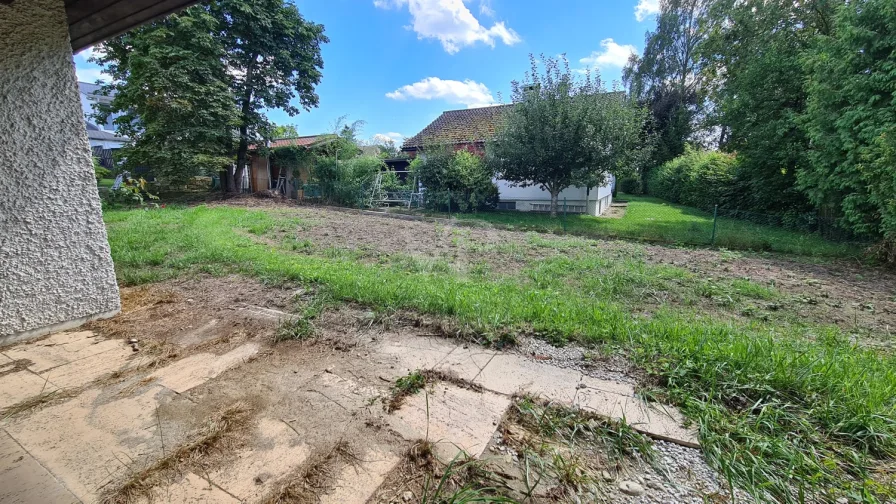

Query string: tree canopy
489 55 650 216
95 10 238 184
94 0 327 190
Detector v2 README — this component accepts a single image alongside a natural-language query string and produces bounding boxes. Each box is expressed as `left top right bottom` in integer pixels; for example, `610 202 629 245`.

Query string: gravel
514 335 638 385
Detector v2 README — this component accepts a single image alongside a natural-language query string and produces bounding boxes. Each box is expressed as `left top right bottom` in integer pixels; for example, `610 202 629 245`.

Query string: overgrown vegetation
103 205 895 502
313 155 383 207
414 148 499 213
626 0 896 260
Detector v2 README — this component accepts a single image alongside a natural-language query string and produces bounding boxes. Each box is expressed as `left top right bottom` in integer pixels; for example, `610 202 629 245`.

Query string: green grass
103 205 896 503
446 194 860 258
98 178 115 188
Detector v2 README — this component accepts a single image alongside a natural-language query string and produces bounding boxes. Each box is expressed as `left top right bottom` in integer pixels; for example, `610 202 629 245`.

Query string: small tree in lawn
489 55 649 217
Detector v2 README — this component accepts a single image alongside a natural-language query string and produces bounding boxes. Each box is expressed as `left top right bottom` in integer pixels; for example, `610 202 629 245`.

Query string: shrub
93 157 111 181
414 148 499 212
313 155 383 207
619 176 642 195
646 148 737 210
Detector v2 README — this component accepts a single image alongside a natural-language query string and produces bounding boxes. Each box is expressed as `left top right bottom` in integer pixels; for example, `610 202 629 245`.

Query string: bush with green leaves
618 176 642 195
93 158 112 181
312 155 382 207
414 148 498 213
646 148 737 210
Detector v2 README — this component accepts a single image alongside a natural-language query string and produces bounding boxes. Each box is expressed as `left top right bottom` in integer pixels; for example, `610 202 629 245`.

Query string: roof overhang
62 0 201 52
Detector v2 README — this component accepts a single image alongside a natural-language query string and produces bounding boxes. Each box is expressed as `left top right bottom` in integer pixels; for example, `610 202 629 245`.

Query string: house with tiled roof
401 105 615 216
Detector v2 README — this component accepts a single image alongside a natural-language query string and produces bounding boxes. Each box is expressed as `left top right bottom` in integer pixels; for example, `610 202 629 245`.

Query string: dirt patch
226 200 896 343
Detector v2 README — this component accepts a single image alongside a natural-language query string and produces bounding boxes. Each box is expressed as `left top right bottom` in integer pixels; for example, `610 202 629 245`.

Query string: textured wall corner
0 0 121 343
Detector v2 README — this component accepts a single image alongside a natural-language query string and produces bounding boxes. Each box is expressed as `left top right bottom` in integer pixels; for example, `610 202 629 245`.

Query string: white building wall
495 174 614 216
0 0 121 344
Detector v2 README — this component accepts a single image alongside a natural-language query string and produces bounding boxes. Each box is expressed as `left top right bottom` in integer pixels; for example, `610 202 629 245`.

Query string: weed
1 387 81 419
387 371 427 413
100 402 253 504
261 440 358 504
274 293 331 343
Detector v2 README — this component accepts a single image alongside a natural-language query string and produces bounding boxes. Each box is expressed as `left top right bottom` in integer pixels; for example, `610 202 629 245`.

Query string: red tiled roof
269 135 333 148
249 135 333 151
401 104 513 150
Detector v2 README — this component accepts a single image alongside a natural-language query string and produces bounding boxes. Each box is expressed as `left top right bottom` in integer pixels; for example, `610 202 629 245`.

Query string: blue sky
73 0 660 146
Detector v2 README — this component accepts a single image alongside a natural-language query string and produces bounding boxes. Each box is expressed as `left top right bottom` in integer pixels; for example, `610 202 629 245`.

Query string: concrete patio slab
0 368 58 410
0 430 79 504
3 385 176 502
474 353 581 403
320 447 401 504
3 331 122 373
139 472 240 504
208 417 311 502
434 345 496 381
150 342 260 394
388 384 510 461
575 388 699 448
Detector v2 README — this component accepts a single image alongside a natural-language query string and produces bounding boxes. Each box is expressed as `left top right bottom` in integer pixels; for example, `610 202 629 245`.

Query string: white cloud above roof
386 77 497 108
373 0 521 54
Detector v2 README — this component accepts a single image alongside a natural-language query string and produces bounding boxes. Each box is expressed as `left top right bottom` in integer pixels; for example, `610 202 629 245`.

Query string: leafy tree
490 55 649 216
94 10 238 185
699 0 834 215
269 123 300 138
623 0 710 169
316 116 364 160
802 0 896 256
211 0 328 192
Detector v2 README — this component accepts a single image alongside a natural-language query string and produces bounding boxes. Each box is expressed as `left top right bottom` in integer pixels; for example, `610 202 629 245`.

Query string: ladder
274 173 288 196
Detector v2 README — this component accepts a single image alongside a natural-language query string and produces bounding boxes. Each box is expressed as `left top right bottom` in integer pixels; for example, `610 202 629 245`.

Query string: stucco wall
0 0 121 343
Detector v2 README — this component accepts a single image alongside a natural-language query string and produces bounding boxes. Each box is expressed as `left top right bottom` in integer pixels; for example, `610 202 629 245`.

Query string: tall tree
802 0 896 255
700 0 835 214
623 0 710 170
489 55 649 216
211 0 328 192
95 10 238 184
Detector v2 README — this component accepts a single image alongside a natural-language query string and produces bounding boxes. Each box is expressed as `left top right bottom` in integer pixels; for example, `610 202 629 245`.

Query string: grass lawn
103 204 895 503
97 178 115 188
446 194 861 259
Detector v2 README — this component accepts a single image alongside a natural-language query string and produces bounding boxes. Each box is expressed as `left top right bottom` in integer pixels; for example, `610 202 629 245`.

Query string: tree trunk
231 60 255 193
549 189 559 218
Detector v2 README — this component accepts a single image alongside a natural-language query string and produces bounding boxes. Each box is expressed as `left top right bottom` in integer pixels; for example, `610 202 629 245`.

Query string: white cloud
479 0 495 17
373 0 521 54
386 77 497 108
580 38 638 69
635 0 660 22
372 132 406 145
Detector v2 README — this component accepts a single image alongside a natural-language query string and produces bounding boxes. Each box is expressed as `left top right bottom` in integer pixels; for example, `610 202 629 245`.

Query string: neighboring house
78 81 129 150
247 135 333 195
79 81 130 169
401 105 615 216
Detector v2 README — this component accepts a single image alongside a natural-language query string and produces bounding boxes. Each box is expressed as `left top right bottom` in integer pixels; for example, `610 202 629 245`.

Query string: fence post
711 204 719 246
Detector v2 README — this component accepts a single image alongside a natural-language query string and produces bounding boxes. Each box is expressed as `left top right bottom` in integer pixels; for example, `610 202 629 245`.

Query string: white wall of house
495 174 614 216
0 0 121 344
